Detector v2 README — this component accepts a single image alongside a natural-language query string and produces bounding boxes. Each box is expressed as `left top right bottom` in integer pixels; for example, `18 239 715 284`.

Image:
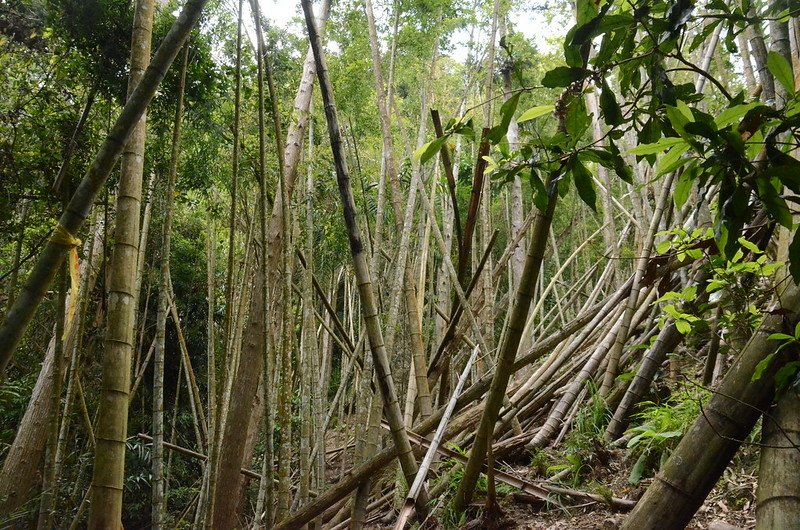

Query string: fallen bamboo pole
394 346 480 530
136 433 260 480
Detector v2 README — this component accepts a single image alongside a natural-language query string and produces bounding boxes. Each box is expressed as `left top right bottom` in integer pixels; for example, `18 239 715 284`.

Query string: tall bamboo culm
89 0 155 526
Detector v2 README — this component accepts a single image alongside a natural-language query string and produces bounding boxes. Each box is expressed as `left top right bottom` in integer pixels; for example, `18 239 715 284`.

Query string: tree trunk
453 170 558 511
210 2 331 527
755 387 800 529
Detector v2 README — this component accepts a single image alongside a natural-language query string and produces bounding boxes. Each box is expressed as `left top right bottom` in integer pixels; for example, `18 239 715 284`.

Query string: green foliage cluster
625 386 710 485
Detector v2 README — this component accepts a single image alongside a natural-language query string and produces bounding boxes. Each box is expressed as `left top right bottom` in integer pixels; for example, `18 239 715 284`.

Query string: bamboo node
51 223 81 248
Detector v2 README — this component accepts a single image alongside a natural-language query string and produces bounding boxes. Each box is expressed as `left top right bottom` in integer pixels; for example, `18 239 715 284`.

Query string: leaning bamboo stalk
621 282 800 529
530 288 656 449
520 223 607 341
394 347 480 530
300 0 430 516
167 290 208 445
606 268 711 441
0 0 209 376
275 285 608 529
599 171 675 397
453 162 559 509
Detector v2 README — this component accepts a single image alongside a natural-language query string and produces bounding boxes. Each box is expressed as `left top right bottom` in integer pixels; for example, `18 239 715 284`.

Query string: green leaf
656 143 691 177
775 361 800 391
542 66 587 88
414 135 449 165
767 51 796 97
628 137 686 155
675 319 691 335
756 177 793 229
752 353 776 382
570 156 597 211
529 168 548 211
487 92 521 144
600 79 623 126
629 453 647 485
565 94 590 140
768 333 795 342
518 105 554 123
737 237 762 255
673 170 693 209
715 102 763 129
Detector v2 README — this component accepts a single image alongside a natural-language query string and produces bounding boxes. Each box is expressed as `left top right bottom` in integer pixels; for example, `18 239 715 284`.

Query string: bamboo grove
1 0 800 528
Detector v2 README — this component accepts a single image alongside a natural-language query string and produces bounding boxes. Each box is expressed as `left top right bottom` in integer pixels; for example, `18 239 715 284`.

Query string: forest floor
356 426 759 529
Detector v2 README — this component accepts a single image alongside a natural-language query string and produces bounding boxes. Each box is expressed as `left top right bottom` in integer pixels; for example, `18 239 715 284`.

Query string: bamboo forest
2 0 800 528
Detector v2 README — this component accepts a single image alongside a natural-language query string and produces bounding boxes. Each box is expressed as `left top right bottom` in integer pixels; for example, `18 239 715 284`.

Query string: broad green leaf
570 156 597 211
676 100 694 121
628 137 686 155
673 170 692 209
666 105 690 139
775 361 800 391
737 237 762 254
600 79 623 126
789 229 800 284
487 92 521 144
542 66 587 88
629 453 647 485
768 333 795 342
715 102 762 129
767 51 796 97
656 143 691 177
675 319 691 335
518 105 554 123
530 169 548 211
752 353 776 382
565 94 590 140
756 177 793 229
414 135 449 165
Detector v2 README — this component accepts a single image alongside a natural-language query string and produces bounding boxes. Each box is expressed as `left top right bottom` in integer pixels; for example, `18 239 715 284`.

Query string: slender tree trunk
36 265 67 529
5 199 30 315
211 3 331 527
152 42 188 530
599 172 675 397
89 0 155 525
363 0 432 419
